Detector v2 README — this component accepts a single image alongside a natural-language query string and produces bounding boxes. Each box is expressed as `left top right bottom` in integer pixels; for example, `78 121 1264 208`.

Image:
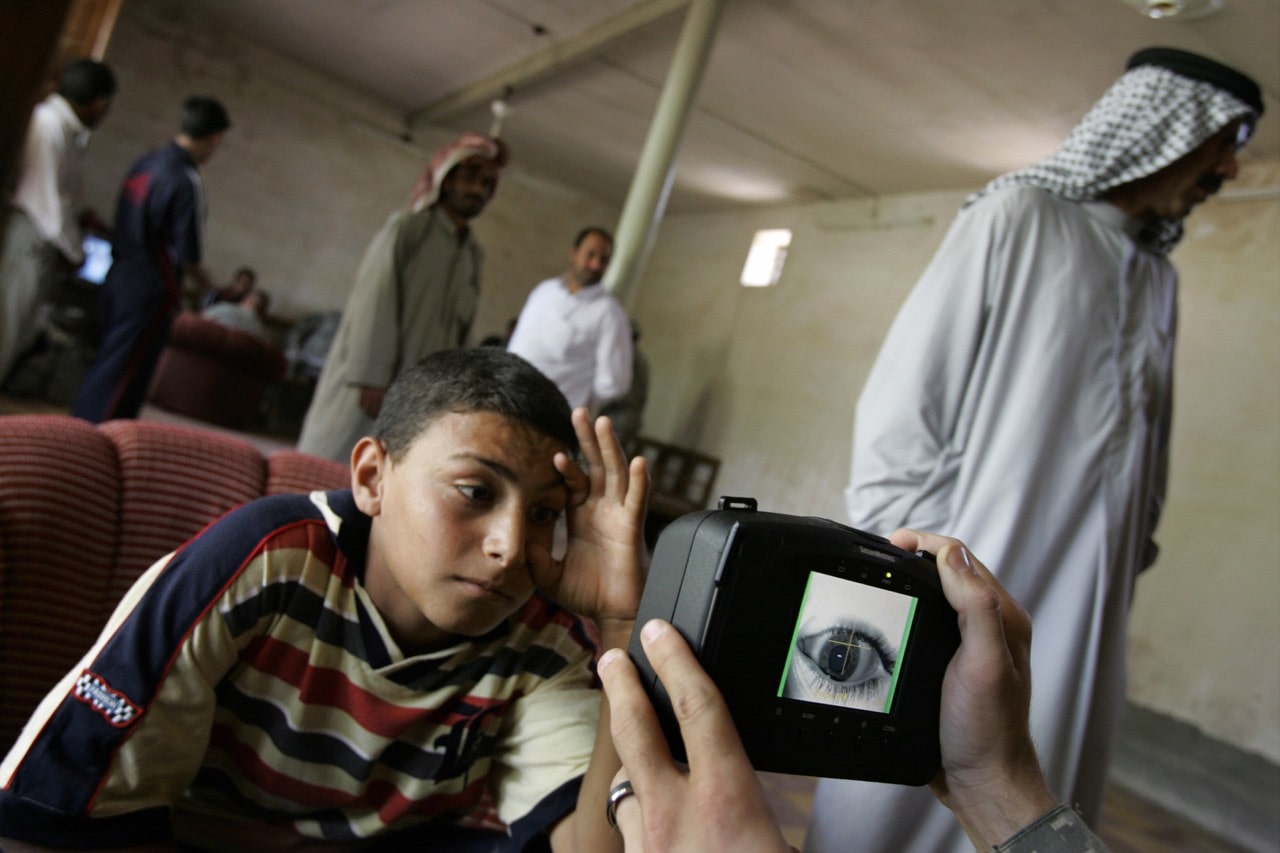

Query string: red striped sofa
0 414 349 752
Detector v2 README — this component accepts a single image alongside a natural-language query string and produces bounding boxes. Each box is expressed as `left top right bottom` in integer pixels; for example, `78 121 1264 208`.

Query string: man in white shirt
0 58 116 384
507 227 633 412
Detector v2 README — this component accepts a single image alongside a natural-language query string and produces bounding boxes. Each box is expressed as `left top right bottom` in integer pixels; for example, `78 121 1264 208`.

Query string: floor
0 394 1250 851
757 772 1248 851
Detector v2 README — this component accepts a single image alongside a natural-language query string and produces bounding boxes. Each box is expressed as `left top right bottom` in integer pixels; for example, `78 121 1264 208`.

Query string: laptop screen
77 234 113 284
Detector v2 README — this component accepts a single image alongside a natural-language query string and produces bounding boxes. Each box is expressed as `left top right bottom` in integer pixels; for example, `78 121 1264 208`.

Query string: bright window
740 228 791 287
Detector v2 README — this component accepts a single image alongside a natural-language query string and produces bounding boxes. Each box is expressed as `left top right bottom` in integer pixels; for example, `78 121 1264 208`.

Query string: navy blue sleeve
159 167 202 267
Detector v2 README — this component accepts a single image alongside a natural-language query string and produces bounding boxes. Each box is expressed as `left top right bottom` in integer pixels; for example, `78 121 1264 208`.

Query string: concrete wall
1127 158 1280 761
83 0 616 337
629 161 1280 765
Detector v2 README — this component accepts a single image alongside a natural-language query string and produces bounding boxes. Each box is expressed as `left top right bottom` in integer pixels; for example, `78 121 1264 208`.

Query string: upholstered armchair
146 310 287 430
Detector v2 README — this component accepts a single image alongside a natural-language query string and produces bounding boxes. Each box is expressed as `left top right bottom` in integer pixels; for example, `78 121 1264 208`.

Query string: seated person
197 265 256 309
598 531 1108 853
0 348 649 851
200 289 270 340
283 309 342 379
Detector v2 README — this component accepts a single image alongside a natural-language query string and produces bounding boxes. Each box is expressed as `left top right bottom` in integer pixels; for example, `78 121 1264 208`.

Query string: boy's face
353 411 569 652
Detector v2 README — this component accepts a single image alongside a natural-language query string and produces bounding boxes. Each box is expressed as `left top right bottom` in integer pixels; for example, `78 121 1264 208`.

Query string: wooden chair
632 435 720 547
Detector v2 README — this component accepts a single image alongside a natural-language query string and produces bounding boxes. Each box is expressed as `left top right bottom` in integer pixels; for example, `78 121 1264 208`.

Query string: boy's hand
531 408 648 636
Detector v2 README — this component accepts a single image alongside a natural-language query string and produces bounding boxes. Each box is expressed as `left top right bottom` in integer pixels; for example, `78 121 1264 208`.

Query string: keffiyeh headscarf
407 132 510 212
968 47 1264 254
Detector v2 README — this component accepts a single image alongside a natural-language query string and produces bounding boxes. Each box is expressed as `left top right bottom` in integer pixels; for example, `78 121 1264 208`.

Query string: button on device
768 713 800 754
837 733 876 766
865 731 896 759
769 728 794 753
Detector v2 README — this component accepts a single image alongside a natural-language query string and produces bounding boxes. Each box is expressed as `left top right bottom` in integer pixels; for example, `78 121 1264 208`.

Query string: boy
0 348 648 850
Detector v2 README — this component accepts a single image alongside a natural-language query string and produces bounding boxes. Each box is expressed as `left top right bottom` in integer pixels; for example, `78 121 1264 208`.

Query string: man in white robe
296 133 508 462
807 48 1263 852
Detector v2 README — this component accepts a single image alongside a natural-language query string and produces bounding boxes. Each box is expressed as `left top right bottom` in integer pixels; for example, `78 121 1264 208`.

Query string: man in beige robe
297 133 508 462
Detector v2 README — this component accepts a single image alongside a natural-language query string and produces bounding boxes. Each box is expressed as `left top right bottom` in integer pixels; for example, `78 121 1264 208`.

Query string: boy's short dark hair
57 59 116 104
180 96 232 139
374 348 577 462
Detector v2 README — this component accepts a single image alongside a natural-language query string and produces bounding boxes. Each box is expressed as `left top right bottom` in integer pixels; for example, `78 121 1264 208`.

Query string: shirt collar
1082 200 1146 241
558 276 604 297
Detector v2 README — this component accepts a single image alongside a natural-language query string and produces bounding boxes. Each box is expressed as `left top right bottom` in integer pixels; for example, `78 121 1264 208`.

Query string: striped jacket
0 490 601 848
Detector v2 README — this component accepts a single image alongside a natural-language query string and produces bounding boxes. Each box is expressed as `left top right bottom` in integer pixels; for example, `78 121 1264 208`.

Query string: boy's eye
457 484 494 503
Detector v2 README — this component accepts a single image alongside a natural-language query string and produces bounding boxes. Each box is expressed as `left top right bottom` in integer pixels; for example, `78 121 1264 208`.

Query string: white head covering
968 58 1261 254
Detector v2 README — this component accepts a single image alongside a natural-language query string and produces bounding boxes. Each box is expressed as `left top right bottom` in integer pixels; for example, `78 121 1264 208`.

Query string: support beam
605 0 726 304
405 0 689 129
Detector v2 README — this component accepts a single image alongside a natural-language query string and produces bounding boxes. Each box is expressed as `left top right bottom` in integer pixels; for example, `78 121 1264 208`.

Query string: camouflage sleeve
993 805 1110 853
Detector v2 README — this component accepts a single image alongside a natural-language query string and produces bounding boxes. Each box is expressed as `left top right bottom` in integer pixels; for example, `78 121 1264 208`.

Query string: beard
445 193 488 220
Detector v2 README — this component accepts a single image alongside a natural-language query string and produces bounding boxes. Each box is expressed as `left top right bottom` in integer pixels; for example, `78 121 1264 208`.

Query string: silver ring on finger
606 779 636 830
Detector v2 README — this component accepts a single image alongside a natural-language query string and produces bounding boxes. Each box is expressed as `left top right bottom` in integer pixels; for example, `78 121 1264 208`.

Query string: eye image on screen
777 571 917 713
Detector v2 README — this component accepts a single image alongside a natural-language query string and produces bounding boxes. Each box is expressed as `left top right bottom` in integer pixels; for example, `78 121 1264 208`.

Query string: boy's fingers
553 451 589 508
639 620 756 777
627 455 650 513
593 414 628 496
585 413 634 506
571 407 603 475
